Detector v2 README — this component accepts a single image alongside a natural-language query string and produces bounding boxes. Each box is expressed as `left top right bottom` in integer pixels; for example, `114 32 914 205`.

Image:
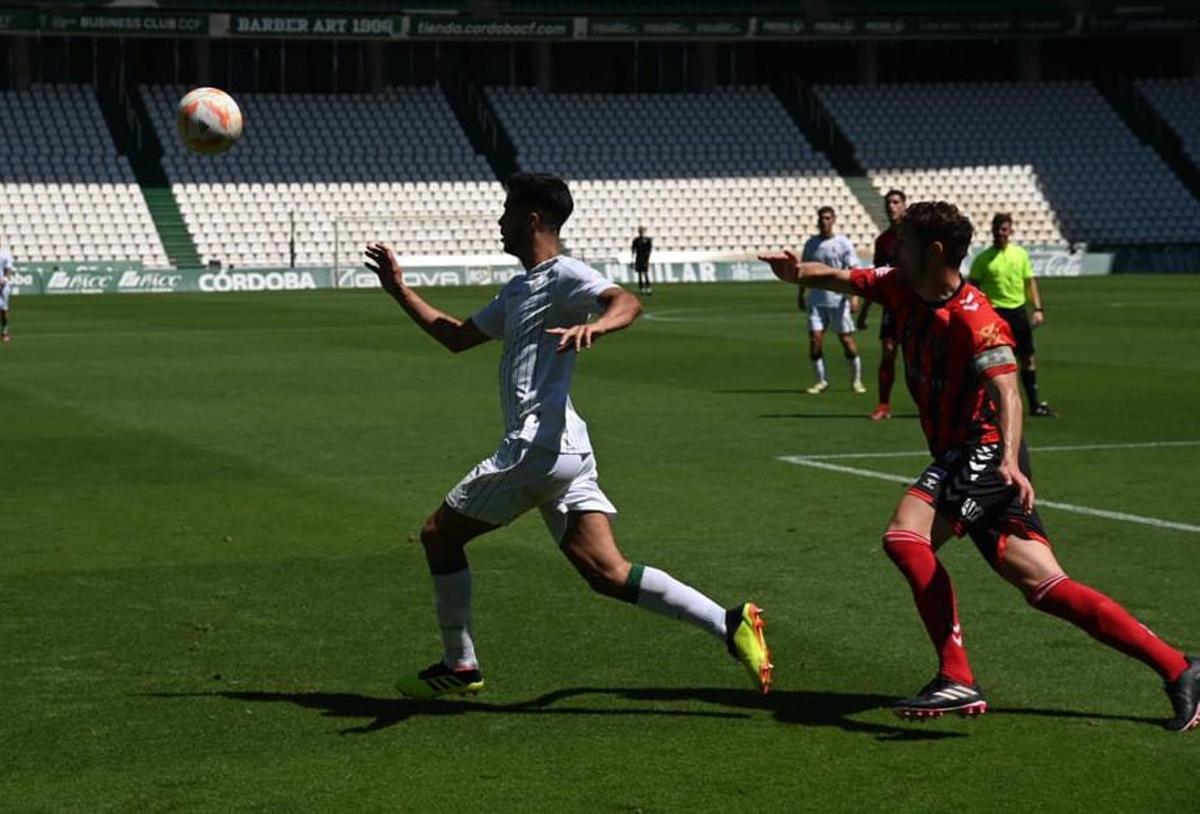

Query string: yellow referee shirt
969 245 1033 309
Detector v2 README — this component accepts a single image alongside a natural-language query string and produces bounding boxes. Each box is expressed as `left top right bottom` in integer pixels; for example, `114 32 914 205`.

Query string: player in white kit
0 246 13 343
364 173 771 699
799 208 864 394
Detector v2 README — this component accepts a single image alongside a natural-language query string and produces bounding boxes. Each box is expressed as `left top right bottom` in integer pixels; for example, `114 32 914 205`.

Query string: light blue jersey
802 234 860 308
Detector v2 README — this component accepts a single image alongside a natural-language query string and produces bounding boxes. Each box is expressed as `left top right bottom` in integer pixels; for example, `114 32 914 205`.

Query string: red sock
883 530 974 685
878 357 895 405
1031 575 1188 682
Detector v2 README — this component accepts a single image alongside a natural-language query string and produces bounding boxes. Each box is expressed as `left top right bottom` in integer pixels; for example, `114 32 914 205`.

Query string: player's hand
998 458 1036 514
758 250 802 284
1031 309 1045 328
364 243 405 293
547 324 603 353
850 296 862 315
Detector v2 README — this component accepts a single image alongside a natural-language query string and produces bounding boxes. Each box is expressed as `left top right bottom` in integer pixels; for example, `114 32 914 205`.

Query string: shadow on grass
148 687 963 741
757 412 919 420
989 706 1161 726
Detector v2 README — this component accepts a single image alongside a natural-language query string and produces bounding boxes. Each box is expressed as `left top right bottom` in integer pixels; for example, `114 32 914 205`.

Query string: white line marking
777 456 1200 534
793 440 1200 461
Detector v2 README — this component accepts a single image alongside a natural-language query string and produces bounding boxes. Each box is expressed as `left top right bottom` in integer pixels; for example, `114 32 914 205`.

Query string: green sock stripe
621 564 646 605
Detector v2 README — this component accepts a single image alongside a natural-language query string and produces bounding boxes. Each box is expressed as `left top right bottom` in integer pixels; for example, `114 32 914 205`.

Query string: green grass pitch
2 275 1198 811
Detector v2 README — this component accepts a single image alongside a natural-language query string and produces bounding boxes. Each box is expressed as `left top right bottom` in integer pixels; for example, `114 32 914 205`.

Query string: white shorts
446 438 617 543
808 301 854 334
0 287 9 311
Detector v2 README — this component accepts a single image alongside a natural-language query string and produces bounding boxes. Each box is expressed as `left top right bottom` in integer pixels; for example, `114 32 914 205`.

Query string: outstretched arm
547 287 642 353
364 243 491 354
758 250 855 294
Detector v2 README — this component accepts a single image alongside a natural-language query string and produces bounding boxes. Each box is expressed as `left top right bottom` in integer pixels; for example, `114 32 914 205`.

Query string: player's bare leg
397 503 497 699
559 511 772 693
872 337 897 420
885 494 987 719
995 534 1198 731
838 332 865 393
807 330 828 394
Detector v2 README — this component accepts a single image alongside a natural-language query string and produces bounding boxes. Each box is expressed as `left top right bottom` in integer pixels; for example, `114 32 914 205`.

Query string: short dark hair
884 188 907 202
506 172 574 231
899 201 975 266
817 206 835 218
992 212 1013 232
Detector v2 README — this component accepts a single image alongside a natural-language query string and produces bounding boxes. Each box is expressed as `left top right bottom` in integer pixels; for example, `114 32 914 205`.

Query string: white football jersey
802 234 860 308
470 255 617 454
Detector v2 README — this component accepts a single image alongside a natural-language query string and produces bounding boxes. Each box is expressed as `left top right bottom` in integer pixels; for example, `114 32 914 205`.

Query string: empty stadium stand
814 81 1200 247
1135 78 1200 172
487 86 879 260
140 85 506 268
0 85 171 268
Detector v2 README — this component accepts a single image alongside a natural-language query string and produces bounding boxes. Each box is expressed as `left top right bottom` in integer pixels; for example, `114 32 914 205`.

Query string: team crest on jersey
977 322 1006 348
961 290 981 312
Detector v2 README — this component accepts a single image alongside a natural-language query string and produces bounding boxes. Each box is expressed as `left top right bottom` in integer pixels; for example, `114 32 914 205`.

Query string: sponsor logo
47 269 113 293
960 498 984 523
118 270 182 293
977 322 1006 348
199 270 318 292
950 623 964 647
961 290 980 312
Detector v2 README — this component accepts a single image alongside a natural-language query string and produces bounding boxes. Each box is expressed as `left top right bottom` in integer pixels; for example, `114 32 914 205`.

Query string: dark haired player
365 172 771 699
856 189 906 420
761 201 1198 731
631 226 653 295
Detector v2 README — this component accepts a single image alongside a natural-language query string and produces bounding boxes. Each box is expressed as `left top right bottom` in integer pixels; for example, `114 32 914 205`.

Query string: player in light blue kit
799 207 864 394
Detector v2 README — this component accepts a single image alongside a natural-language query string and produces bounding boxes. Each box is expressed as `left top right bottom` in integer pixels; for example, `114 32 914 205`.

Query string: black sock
1021 369 1040 408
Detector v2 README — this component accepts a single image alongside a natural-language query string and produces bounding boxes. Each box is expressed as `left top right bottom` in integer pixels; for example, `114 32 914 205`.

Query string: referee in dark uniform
631 226 653 296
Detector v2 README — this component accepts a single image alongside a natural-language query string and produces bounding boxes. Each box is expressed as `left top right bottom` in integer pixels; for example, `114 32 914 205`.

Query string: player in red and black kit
856 189 906 421
761 201 1199 731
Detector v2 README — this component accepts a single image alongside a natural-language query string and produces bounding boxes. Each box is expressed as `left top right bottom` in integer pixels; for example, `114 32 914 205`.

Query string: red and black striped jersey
873 227 899 268
850 266 1018 456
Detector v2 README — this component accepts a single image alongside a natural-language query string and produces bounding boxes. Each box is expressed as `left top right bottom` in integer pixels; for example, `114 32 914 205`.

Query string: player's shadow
148 687 962 741
757 411 919 420
988 706 1161 726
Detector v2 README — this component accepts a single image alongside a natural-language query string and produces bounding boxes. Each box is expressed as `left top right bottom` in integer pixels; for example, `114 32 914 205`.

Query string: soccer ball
176 87 243 156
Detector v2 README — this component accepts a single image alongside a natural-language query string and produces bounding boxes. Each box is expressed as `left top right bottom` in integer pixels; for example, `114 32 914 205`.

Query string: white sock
633 565 727 641
432 568 477 670
812 357 827 384
849 354 862 384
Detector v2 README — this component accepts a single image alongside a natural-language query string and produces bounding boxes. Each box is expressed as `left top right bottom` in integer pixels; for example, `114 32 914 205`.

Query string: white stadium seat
0 86 170 268
813 81 1200 247
141 85 505 268
487 86 878 260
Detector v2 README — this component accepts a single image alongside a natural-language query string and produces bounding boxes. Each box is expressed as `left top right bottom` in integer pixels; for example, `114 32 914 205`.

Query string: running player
969 213 1053 417
631 226 653 296
799 207 864 394
856 189 906 420
760 201 1198 731
364 173 771 699
0 245 13 343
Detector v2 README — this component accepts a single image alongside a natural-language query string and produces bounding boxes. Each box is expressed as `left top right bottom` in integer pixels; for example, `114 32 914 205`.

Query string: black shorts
907 441 1050 567
995 306 1034 357
879 307 897 343
634 263 649 274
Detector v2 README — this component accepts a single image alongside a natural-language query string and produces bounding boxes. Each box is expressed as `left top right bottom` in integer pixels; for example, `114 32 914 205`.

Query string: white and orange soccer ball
176 87 243 155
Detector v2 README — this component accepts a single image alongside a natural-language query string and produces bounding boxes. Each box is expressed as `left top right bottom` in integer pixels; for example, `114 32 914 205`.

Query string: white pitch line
777 456 1200 535
793 440 1200 461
